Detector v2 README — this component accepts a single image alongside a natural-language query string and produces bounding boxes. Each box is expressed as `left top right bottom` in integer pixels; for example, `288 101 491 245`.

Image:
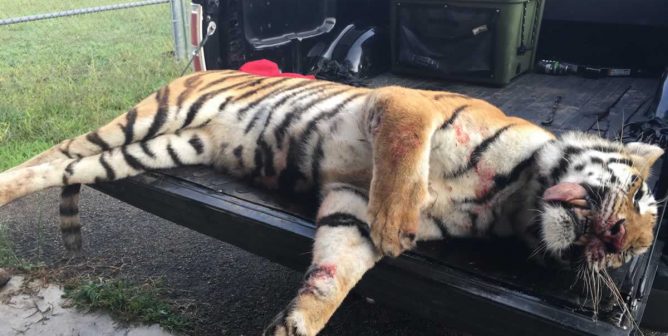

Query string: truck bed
93 73 665 335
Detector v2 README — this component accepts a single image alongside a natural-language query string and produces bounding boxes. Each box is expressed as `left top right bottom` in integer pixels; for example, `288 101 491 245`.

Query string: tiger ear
625 142 664 176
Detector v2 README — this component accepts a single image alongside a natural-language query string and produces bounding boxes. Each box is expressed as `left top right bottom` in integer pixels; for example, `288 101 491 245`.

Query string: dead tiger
0 70 663 335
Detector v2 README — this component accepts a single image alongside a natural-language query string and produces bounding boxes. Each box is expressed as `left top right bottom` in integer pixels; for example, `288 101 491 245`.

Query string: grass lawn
0 2 191 331
0 1 185 171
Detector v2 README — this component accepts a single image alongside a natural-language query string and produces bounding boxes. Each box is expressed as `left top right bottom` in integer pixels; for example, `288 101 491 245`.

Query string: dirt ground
0 187 463 336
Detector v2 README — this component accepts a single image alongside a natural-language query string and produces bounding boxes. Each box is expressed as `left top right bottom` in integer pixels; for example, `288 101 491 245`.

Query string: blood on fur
474 161 496 199
454 124 470 145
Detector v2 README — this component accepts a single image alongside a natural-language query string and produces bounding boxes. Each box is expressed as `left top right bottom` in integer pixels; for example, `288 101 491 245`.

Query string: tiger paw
369 204 419 257
263 308 310 336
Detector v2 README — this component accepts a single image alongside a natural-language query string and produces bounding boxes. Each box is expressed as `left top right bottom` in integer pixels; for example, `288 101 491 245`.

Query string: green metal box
391 0 545 86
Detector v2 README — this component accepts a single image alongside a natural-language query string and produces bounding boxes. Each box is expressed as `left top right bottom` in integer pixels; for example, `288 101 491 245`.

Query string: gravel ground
1 187 463 336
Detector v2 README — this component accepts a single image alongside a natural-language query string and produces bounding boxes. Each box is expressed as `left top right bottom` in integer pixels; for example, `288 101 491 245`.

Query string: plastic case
390 0 545 86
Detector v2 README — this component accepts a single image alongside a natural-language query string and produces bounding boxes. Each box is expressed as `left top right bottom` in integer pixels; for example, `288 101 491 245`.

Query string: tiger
0 70 664 336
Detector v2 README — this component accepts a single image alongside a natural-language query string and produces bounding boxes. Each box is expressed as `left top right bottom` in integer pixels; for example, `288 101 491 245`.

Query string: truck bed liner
93 73 664 335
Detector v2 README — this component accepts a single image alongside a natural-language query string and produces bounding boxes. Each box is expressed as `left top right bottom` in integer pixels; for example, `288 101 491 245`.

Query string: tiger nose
601 219 626 253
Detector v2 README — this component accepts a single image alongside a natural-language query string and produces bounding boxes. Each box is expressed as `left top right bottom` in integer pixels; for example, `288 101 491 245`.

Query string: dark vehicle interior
97 0 668 335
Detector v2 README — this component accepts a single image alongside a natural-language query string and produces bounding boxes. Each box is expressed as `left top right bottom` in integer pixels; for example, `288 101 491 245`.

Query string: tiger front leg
265 184 381 336
366 87 438 257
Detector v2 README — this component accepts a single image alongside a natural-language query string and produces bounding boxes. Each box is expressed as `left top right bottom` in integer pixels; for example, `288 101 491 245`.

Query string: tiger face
537 133 664 270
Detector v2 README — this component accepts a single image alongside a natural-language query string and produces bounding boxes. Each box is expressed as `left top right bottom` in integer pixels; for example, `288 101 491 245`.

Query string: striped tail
60 185 82 251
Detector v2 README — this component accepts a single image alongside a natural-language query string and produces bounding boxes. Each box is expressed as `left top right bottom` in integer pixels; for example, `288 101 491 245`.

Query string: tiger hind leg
264 183 381 336
0 129 215 250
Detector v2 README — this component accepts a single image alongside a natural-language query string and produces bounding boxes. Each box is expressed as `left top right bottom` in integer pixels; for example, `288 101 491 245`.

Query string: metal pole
0 0 169 26
181 0 193 56
170 0 186 60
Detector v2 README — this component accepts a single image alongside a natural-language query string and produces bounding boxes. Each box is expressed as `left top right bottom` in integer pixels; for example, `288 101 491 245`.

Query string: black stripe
260 139 276 176
62 159 79 185
243 80 314 134
176 73 206 108
429 215 450 237
60 227 81 235
218 96 232 112
198 73 251 91
635 187 645 202
589 145 621 153
583 184 609 209
590 157 604 165
608 157 634 167
188 134 205 155
242 81 314 134
259 82 335 138
64 138 74 152
244 106 268 134
311 136 325 186
233 145 244 168
251 144 264 179
278 138 307 193
300 92 365 147
274 112 297 148
58 148 73 159
183 92 217 129
252 82 336 173
140 142 156 158
278 93 365 193
61 184 81 198
86 132 110 151
469 126 512 166
317 213 371 240
122 108 138 145
59 204 79 216
329 185 369 201
465 147 542 204
232 77 291 103
183 79 264 129
121 147 146 171
608 172 619 184
167 143 184 166
144 86 171 140
548 146 584 183
273 88 350 148
99 153 116 181
270 82 334 115
445 125 513 178
233 78 292 119
439 105 468 130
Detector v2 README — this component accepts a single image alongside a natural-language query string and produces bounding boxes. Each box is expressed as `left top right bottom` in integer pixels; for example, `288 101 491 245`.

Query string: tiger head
537 133 664 270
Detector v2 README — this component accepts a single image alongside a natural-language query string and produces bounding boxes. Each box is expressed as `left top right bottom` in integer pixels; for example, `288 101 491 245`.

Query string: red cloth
239 59 315 79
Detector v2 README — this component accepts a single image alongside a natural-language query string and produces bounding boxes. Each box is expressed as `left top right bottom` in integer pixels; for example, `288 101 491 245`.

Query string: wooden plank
601 78 658 140
558 78 635 130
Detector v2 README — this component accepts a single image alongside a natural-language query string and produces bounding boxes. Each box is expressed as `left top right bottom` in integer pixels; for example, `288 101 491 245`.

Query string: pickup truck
96 0 668 334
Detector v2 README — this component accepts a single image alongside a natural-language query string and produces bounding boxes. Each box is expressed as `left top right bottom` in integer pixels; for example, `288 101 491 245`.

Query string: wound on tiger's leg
265 184 380 336
365 87 439 257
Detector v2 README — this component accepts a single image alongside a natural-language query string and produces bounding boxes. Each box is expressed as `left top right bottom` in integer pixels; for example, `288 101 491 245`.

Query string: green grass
64 277 192 332
0 2 191 330
0 1 184 171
